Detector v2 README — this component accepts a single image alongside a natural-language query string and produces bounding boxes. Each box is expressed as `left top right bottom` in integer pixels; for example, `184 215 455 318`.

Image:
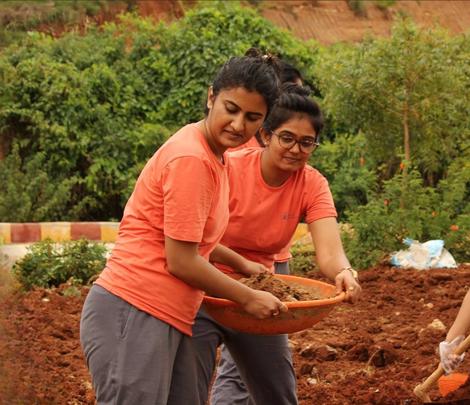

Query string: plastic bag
390 238 457 270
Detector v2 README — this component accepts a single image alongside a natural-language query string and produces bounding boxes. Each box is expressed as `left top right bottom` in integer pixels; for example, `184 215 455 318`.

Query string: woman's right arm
438 288 470 373
165 236 287 319
446 289 470 341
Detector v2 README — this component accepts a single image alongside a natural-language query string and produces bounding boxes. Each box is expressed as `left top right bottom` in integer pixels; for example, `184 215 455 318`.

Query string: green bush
290 242 315 275
312 132 376 220
0 3 320 222
13 238 107 290
343 164 470 269
135 3 321 128
0 143 76 221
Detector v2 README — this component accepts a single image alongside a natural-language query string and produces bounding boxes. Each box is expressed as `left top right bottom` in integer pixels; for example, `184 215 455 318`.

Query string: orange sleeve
304 172 337 224
162 156 216 242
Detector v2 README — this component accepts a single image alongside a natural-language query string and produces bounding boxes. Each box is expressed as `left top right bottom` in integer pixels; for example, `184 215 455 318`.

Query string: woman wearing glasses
192 83 362 405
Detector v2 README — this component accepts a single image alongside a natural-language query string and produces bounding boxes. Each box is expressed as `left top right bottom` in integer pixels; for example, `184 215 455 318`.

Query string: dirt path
0 264 469 404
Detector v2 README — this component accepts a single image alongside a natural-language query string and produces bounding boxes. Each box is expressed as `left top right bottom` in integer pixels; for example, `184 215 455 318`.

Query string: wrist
337 266 358 280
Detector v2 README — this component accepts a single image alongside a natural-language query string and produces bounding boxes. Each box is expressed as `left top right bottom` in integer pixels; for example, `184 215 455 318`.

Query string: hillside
261 0 470 44
1 1 469 46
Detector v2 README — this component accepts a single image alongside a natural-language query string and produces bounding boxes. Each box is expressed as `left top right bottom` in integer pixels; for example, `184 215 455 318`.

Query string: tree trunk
403 106 410 170
401 103 411 209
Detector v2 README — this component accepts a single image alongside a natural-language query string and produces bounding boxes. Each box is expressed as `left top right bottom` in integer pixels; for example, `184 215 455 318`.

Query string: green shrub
13 238 107 290
143 3 321 128
290 242 315 275
312 132 376 220
0 3 320 221
343 165 469 268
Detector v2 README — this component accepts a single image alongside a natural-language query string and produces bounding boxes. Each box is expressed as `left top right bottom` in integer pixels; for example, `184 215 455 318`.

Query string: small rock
307 377 318 385
427 319 446 332
424 303 434 309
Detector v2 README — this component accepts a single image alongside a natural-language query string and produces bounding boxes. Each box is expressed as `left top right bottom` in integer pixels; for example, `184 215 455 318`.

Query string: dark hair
206 48 281 116
278 59 303 85
262 83 324 138
254 59 305 146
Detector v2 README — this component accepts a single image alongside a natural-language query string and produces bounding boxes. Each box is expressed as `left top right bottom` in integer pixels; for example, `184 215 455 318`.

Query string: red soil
1 264 470 404
30 1 470 45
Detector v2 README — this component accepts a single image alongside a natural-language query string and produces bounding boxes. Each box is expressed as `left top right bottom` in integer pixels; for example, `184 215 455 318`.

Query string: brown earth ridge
19 1 470 44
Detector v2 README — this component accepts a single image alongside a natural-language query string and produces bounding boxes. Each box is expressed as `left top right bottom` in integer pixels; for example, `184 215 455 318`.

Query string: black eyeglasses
271 131 320 153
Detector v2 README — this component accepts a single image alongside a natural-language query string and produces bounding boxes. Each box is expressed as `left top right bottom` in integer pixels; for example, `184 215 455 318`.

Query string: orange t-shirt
215 148 336 274
274 243 292 263
96 124 229 336
229 136 260 152
231 137 292 263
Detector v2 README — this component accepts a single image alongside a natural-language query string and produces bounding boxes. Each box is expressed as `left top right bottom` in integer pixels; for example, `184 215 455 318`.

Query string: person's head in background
253 58 304 146
259 83 323 181
203 48 281 157
278 59 303 86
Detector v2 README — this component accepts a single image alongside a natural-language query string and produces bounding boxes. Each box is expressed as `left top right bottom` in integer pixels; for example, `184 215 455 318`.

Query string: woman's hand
240 259 270 277
439 336 465 374
242 289 288 319
335 269 361 303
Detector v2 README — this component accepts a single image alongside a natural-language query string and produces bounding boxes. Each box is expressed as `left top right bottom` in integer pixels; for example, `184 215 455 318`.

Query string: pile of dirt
1 264 470 404
240 273 324 301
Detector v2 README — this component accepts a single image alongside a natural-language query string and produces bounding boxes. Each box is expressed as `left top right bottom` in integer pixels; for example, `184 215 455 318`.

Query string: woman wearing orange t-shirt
79 52 288 405
192 84 362 405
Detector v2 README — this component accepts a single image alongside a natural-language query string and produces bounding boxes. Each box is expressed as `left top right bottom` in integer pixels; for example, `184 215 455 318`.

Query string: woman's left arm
309 217 361 303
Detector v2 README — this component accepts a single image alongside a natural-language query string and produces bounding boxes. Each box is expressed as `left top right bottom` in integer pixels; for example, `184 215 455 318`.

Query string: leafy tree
137 2 321 128
315 20 470 186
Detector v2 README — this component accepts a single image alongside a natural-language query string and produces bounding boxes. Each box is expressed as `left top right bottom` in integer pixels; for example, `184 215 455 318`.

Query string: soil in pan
239 273 324 301
1 264 470 404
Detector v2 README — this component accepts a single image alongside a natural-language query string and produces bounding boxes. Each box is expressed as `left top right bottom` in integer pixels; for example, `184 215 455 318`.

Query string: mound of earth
1 264 470 404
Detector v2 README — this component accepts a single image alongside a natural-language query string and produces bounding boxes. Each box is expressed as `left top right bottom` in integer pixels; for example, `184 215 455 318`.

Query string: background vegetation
13 239 107 290
0 1 468 272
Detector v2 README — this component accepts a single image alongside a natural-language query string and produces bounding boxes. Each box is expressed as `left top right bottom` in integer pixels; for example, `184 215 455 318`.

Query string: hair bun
244 47 263 58
244 47 281 78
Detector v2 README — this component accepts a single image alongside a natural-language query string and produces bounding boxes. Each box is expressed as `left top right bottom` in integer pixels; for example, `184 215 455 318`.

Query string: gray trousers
193 261 296 405
80 285 200 405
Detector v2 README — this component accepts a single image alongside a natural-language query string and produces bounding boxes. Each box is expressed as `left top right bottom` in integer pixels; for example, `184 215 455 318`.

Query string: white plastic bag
390 238 457 270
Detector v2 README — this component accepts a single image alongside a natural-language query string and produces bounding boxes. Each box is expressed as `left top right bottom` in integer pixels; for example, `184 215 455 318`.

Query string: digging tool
413 334 470 402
